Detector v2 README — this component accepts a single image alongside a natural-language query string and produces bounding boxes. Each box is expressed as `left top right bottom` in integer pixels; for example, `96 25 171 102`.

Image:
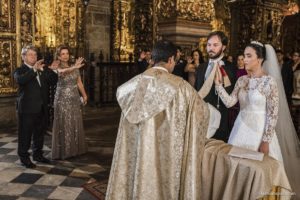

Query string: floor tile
0 142 6 147
0 195 19 200
0 137 17 142
0 148 15 155
60 177 89 188
0 168 23 182
0 183 31 196
16 197 43 200
34 174 66 186
47 166 73 176
11 173 43 184
0 155 19 162
21 185 56 199
75 190 98 200
23 165 52 175
77 164 105 174
2 143 18 149
7 149 18 156
48 186 82 200
69 169 91 178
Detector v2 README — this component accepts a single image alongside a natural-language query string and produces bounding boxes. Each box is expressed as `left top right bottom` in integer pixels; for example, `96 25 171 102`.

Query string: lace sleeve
215 77 243 108
262 77 279 143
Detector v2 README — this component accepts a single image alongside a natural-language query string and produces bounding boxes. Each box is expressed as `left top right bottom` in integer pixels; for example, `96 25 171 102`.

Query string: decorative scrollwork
0 0 16 32
157 0 214 23
0 37 17 96
20 0 33 46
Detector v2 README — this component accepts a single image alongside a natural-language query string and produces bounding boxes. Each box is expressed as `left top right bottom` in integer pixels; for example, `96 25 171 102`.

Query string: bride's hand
259 141 269 155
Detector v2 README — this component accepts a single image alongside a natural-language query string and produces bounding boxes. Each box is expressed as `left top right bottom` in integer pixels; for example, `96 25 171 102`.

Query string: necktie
36 71 41 87
205 62 214 80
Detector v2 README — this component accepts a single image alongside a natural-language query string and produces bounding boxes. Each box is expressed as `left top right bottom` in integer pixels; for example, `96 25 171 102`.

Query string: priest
105 40 210 200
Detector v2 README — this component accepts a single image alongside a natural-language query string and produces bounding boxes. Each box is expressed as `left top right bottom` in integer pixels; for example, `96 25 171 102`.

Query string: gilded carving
20 0 33 45
157 0 214 23
34 0 84 51
134 0 153 56
112 0 135 62
157 0 176 19
212 0 230 36
0 38 17 96
0 0 16 32
230 0 287 55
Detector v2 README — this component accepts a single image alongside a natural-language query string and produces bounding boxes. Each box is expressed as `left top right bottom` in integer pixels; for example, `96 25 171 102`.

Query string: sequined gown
52 69 86 159
216 75 283 161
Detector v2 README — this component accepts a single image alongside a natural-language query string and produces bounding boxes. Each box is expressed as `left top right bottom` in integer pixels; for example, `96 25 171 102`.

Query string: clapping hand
187 56 193 64
74 57 85 69
34 59 45 71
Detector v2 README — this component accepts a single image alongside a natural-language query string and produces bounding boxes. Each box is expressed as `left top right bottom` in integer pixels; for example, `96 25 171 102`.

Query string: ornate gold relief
20 0 33 46
157 0 214 23
34 0 85 53
0 37 17 96
229 0 287 55
112 0 135 62
0 0 16 32
134 0 153 55
211 0 230 36
0 0 18 96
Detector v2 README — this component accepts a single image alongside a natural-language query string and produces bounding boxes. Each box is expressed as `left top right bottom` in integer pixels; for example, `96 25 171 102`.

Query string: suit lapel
200 62 209 84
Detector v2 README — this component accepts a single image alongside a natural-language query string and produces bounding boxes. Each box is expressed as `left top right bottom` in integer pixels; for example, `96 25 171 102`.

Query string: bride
214 41 300 199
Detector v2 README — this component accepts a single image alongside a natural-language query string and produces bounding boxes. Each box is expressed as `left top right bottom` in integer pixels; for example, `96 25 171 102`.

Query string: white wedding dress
216 75 283 161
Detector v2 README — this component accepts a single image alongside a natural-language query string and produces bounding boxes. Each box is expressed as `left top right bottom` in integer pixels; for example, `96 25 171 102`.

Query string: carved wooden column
229 0 287 56
134 0 154 56
156 0 214 50
111 0 135 62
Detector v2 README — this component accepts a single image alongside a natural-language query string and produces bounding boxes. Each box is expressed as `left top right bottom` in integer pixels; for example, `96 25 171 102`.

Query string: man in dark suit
137 49 153 73
276 49 294 105
195 31 236 142
14 45 58 168
172 46 188 80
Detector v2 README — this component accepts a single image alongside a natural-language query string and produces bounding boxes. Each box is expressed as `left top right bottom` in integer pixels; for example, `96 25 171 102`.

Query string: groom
195 31 236 142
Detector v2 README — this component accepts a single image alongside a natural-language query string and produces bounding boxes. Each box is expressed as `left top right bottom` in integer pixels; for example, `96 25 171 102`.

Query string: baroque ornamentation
134 0 153 56
157 0 214 23
0 0 16 32
20 0 33 45
230 0 287 55
34 0 85 52
0 37 17 96
112 0 135 62
0 0 18 96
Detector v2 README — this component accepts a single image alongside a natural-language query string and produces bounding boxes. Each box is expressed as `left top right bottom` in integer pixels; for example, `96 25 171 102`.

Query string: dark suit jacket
14 64 58 114
137 59 149 73
172 59 188 80
281 61 294 103
194 60 236 141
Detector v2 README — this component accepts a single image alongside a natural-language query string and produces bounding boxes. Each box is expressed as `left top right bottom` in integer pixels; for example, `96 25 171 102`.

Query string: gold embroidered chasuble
105 67 210 200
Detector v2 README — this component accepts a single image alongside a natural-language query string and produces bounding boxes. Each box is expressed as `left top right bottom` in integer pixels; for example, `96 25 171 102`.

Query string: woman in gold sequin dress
51 45 87 160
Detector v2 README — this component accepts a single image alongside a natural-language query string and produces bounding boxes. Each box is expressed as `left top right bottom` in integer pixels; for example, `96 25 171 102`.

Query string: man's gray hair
21 44 37 56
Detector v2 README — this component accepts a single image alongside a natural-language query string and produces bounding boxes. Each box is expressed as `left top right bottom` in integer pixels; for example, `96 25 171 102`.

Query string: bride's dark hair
246 41 266 64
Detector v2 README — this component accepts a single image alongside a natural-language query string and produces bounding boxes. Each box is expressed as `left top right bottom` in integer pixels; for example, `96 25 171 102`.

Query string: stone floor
0 103 299 200
0 106 120 200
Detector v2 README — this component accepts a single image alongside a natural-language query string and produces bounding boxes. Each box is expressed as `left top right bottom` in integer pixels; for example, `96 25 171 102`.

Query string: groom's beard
208 48 223 60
